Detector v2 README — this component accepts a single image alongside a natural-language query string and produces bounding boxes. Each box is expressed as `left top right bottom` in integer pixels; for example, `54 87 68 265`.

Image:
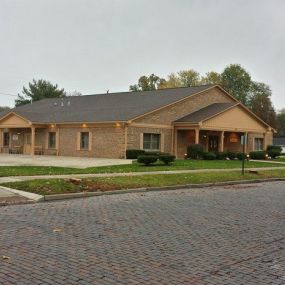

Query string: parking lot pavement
0 181 285 284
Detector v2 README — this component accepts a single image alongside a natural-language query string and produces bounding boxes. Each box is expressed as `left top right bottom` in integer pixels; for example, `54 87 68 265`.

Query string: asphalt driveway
0 181 284 284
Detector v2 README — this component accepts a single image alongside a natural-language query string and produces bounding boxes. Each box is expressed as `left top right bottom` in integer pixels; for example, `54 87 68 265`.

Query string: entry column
219 131 224 152
195 128 200 144
31 127 35 155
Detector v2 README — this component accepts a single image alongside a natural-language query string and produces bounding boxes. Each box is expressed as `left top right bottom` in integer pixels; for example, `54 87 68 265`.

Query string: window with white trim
143 133 160 151
80 132 89 150
254 138 263 151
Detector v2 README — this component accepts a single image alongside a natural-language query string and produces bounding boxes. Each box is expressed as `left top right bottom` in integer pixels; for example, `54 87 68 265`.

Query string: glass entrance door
208 135 219 152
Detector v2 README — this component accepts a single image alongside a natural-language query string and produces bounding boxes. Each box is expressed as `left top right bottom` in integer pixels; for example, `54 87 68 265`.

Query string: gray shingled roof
0 85 213 123
175 102 237 123
273 137 285 146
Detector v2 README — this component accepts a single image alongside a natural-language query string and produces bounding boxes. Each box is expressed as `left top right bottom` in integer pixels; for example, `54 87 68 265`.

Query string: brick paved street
0 181 285 285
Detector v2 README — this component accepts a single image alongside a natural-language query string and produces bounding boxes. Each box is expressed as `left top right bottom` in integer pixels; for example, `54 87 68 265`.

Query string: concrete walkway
0 154 132 168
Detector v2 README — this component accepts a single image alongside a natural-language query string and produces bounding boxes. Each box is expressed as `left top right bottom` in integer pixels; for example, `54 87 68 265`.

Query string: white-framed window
254 138 264 151
143 133 160 151
48 132 56 149
80 132 89 150
3 132 10 147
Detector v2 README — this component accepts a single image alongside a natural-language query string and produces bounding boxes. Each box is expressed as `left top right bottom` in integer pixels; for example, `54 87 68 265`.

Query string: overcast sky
0 0 284 109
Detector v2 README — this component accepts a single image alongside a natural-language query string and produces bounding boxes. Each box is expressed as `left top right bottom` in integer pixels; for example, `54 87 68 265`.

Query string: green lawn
2 169 285 195
0 159 283 177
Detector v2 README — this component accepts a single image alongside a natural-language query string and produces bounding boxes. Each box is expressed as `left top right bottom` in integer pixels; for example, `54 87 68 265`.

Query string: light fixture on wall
115 123 121 127
82 124 87 128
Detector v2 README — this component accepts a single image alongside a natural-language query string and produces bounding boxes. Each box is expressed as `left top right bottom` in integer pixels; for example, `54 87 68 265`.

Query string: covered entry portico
0 112 46 155
174 127 247 158
173 103 274 158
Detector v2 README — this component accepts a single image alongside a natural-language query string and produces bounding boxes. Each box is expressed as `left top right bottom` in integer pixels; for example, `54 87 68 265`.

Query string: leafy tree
15 79 66 106
221 64 252 105
276 109 285 137
177 69 201 87
249 82 276 127
201 71 222 85
129 74 164 91
0 106 10 113
159 73 182 89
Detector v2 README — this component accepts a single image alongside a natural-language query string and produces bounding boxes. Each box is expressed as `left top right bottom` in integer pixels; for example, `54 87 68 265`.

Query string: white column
31 127 35 155
195 128 200 144
219 131 224 152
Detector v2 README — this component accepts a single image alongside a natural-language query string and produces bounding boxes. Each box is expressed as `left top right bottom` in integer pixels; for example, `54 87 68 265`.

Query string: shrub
126 149 145 159
267 149 281 158
159 154 176 165
144 151 162 156
237 152 246 160
137 155 158 165
187 144 204 159
227 152 237 160
249 151 266 160
215 152 228 160
202 152 216 160
267 145 281 158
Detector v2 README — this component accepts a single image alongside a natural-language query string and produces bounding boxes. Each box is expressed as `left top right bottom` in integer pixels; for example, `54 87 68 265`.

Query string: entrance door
208 136 219 152
23 133 31 154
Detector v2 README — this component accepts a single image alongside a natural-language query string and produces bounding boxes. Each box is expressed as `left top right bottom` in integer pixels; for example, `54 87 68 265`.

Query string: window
143 133 160 150
48 132 56 149
80 132 89 150
3 132 10 147
254 138 263 151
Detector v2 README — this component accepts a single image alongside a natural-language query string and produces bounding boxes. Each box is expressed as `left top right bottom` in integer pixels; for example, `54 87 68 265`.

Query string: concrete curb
0 186 44 202
42 178 285 202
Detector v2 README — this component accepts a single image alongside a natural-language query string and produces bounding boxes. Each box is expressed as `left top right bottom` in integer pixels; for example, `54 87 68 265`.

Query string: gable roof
175 103 237 123
0 85 214 123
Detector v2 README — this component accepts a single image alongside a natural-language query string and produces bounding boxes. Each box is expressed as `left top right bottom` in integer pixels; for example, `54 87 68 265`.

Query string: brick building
0 85 274 158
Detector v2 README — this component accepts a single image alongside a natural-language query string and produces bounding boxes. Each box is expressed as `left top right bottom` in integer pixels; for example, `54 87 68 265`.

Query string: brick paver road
0 182 285 285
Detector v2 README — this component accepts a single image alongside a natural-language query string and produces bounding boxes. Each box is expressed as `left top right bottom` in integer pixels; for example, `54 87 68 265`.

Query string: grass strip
1 169 285 196
0 159 283 177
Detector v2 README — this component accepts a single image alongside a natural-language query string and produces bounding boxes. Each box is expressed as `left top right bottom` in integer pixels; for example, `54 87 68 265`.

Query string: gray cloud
0 0 284 109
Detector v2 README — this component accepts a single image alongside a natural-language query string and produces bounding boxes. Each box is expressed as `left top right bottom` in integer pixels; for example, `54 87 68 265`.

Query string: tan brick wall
247 132 273 152
127 126 172 154
58 126 125 158
133 88 234 125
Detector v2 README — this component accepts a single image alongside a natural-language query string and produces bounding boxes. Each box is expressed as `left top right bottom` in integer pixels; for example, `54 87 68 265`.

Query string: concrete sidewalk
0 166 284 183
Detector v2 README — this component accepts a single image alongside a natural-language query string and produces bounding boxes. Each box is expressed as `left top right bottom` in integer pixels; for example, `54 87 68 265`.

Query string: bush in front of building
158 154 176 165
266 145 282 158
226 151 237 160
215 152 228 160
137 155 158 165
126 149 146 159
187 144 204 159
236 152 246 160
249 151 266 160
202 152 217 160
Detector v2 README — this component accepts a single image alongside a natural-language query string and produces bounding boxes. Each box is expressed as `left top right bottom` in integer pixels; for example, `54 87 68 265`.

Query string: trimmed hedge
137 155 158 165
215 152 228 160
126 149 145 159
227 151 237 160
159 155 176 165
237 152 246 160
249 151 266 160
187 144 204 159
267 145 281 158
202 152 216 160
